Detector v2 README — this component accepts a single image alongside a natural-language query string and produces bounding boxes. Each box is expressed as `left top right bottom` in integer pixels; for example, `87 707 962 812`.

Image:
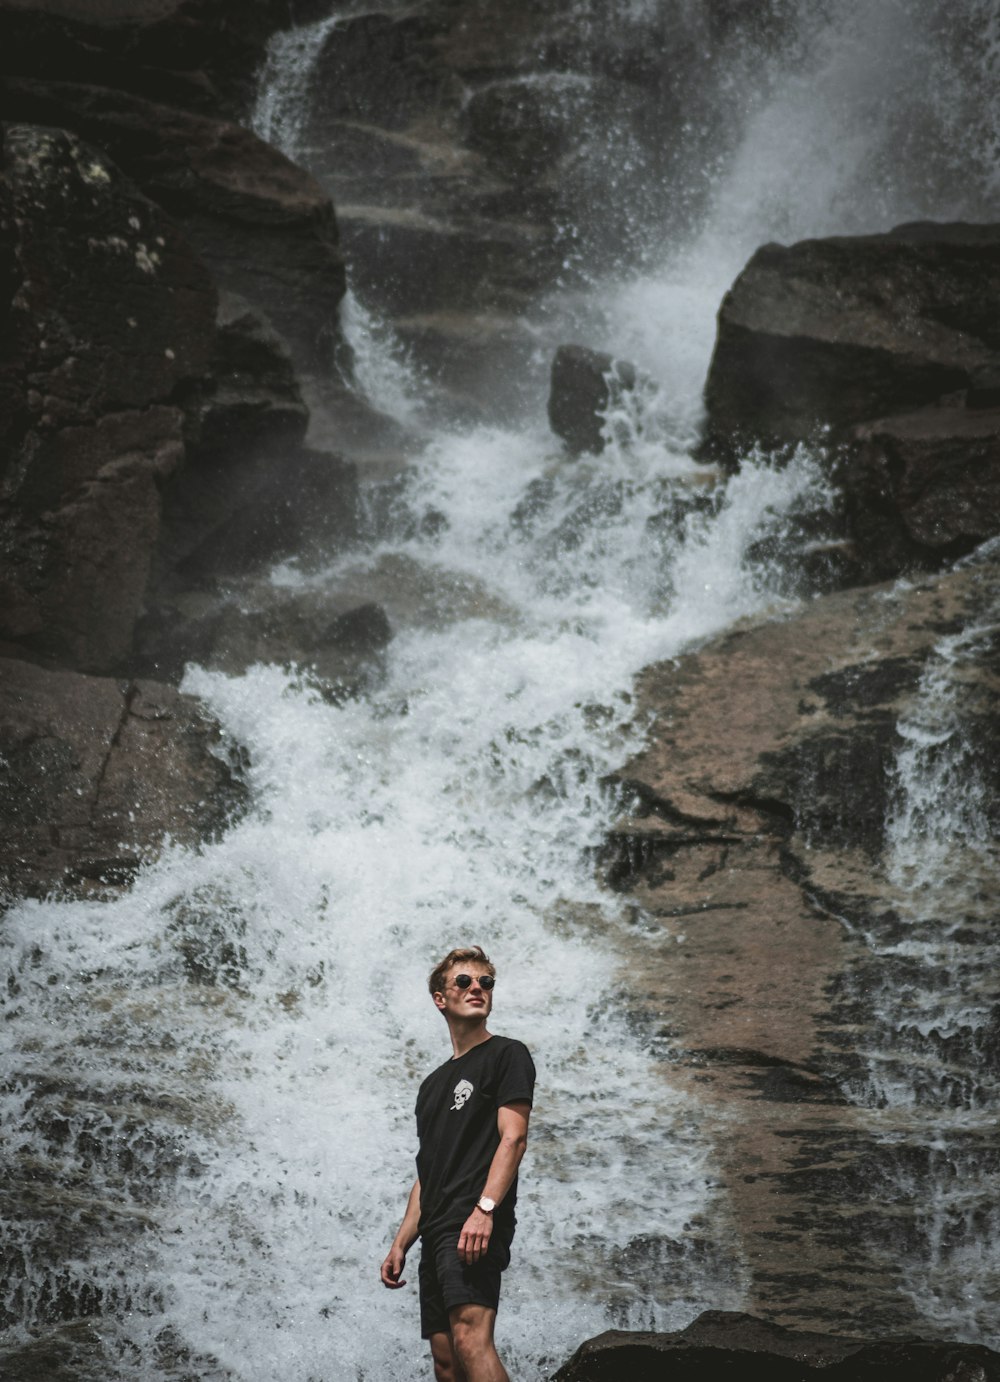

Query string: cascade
249 14 341 162
2 1 999 1378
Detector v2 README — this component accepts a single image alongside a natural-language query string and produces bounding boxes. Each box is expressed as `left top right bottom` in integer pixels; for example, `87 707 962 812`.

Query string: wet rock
0 79 347 372
194 291 310 456
843 402 1000 579
0 124 216 673
296 0 792 367
133 585 391 692
606 550 1000 1336
548 344 638 455
0 0 293 117
148 292 359 589
0 656 247 898
155 445 357 589
551 1310 1000 1381
702 222 1000 464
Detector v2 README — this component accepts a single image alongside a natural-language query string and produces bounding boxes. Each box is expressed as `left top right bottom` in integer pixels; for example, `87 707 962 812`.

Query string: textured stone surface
551 1311 1000 1381
0 124 216 672
843 402 1000 578
702 222 1000 462
606 550 1000 1335
0 656 247 897
0 0 292 114
0 79 347 372
134 584 389 689
148 291 357 590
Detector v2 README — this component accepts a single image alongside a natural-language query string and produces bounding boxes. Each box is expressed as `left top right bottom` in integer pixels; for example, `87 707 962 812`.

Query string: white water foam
250 15 340 161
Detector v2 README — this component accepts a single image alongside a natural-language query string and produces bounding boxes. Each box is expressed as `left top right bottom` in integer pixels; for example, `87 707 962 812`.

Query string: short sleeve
495 1040 535 1109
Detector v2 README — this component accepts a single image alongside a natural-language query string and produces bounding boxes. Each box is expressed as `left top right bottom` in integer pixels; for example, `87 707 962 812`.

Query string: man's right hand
380 1245 407 1288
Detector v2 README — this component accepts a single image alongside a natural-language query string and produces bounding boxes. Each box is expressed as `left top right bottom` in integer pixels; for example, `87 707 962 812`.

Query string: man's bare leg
429 1330 467 1382
448 1304 508 1382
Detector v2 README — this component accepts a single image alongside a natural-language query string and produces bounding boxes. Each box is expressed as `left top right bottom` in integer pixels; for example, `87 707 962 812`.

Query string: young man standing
380 946 535 1382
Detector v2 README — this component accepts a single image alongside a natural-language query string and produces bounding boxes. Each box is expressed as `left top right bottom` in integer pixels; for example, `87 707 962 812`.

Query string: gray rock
552 1311 1000 1380
702 222 1000 464
548 344 638 455
0 79 347 373
0 656 247 898
0 124 216 673
843 403 1000 578
0 0 294 122
133 585 391 693
149 293 360 590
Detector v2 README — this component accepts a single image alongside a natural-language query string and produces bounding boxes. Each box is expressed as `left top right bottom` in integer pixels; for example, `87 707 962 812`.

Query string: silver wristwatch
476 1196 496 1214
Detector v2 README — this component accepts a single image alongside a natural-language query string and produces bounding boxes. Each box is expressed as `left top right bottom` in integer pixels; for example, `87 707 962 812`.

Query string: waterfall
847 563 1000 1342
249 15 341 161
3 1 999 1377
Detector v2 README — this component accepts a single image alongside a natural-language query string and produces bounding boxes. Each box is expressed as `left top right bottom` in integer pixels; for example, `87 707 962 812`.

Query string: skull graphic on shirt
451 1078 474 1111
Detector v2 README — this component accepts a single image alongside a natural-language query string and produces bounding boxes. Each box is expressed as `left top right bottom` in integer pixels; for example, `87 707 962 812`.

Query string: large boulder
0 124 216 673
0 79 348 373
552 1311 1000 1381
0 656 247 897
605 550 1000 1334
0 0 293 116
702 222 1000 463
842 401 1000 579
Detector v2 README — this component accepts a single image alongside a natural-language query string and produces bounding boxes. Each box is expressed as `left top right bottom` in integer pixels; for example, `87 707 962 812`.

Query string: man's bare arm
381 1178 421 1288
457 1100 531 1266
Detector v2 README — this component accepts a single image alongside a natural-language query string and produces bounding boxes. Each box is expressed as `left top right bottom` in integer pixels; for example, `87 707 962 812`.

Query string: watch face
478 1197 495 1212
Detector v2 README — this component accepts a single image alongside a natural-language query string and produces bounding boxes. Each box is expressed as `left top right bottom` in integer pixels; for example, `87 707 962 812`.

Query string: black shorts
418 1229 512 1339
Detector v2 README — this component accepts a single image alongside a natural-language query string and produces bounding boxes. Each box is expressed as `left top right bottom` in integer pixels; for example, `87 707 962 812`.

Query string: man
380 946 535 1382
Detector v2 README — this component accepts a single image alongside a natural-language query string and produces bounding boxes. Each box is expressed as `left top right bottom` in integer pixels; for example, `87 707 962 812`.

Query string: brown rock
552 1311 1000 1381
5 407 185 670
0 79 347 371
0 656 247 898
134 583 389 690
606 551 1000 1335
0 125 216 672
844 403 1000 578
702 222 1000 463
0 0 293 115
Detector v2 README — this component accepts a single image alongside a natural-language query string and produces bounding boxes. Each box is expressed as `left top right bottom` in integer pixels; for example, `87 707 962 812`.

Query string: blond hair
428 945 495 996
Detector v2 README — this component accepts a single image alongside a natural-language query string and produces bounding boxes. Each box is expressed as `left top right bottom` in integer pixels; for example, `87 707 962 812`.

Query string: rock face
0 657 247 897
281 0 799 403
0 0 293 116
151 291 358 589
702 223 1000 461
0 79 347 372
552 1311 1000 1381
548 344 638 455
0 124 216 673
842 401 1000 578
134 585 390 690
607 549 1000 1336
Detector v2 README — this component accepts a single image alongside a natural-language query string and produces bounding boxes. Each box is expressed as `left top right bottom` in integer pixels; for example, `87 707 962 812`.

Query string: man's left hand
457 1206 493 1265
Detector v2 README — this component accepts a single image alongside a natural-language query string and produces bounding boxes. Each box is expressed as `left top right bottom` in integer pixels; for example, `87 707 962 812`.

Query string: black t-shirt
415 1034 535 1243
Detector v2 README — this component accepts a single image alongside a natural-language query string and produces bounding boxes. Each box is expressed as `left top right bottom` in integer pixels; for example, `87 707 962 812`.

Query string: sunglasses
451 973 496 991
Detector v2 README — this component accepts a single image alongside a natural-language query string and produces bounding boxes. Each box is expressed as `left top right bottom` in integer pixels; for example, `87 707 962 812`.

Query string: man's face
433 965 494 1021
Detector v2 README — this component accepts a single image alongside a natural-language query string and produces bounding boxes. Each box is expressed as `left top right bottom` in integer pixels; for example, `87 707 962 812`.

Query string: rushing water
3 1 1000 1378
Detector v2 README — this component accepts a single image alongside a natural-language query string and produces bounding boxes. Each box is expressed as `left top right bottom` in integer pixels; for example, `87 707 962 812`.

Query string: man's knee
449 1303 495 1362
429 1330 464 1382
